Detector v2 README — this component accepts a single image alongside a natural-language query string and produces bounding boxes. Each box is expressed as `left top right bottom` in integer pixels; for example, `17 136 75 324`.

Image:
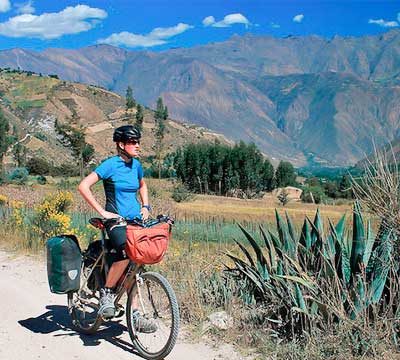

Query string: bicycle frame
70 216 180 358
81 223 144 313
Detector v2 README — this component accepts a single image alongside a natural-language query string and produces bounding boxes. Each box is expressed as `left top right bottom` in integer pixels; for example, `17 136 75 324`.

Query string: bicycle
67 215 180 360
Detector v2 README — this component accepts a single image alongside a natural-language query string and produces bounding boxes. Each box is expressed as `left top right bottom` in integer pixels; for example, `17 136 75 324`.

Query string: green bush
301 185 328 204
33 132 47 141
27 157 51 175
172 183 193 203
51 163 80 177
7 167 29 184
36 175 47 185
27 157 80 177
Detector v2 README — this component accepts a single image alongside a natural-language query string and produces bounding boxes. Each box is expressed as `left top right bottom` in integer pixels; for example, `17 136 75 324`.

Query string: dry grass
0 181 353 228
175 193 352 226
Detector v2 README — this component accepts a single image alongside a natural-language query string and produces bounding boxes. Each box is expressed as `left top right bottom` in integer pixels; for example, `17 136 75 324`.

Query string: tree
339 174 353 199
173 142 283 197
135 104 144 132
154 97 168 178
275 161 297 188
55 120 94 177
12 142 27 167
262 159 275 191
301 185 327 204
0 109 11 175
163 105 168 121
82 143 95 167
324 180 340 199
126 86 136 110
277 188 290 206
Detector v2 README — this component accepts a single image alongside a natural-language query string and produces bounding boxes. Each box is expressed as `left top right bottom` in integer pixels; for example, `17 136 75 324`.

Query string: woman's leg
105 259 129 288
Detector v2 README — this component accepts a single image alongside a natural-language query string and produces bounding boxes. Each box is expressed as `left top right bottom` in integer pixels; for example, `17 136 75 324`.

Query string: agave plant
225 202 397 335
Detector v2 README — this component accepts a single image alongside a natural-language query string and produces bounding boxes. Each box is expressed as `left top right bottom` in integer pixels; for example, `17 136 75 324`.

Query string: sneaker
132 310 158 333
99 288 115 319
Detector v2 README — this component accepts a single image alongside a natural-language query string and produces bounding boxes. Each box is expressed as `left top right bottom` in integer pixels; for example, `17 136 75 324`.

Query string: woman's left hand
141 207 150 221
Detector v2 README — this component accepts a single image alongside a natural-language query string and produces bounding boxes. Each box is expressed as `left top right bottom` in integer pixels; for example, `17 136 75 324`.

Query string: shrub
0 194 7 206
301 185 327 204
32 191 73 239
33 132 47 141
57 179 75 190
172 183 193 203
36 175 47 185
7 167 29 184
27 157 80 177
52 163 80 177
26 157 51 175
277 189 290 206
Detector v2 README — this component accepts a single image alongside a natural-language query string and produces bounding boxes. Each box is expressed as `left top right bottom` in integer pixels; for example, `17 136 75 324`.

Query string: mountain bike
67 216 179 360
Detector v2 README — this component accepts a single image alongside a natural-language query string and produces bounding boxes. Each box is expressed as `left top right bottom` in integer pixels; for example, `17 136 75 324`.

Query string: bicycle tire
68 265 103 334
126 271 180 359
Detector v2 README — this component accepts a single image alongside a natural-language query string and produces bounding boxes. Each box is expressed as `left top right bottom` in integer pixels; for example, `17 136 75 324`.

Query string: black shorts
105 220 128 261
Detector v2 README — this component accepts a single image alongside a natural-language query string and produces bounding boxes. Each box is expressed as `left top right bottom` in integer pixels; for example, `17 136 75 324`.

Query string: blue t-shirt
94 156 144 220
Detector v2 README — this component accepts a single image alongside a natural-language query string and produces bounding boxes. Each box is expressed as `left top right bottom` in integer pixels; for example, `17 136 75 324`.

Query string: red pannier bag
126 222 171 264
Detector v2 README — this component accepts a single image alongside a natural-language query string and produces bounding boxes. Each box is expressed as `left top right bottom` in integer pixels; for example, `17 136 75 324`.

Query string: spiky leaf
351 201 365 273
300 219 312 249
362 220 375 267
238 224 268 273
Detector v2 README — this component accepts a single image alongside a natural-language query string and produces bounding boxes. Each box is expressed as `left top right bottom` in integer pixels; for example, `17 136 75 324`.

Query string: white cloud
0 5 107 39
98 23 193 48
270 22 280 29
203 13 250 28
15 1 35 14
0 0 11 13
202 16 215 26
293 14 304 23
368 18 398 28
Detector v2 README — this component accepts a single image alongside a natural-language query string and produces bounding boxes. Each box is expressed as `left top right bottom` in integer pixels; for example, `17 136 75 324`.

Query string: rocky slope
0 71 231 168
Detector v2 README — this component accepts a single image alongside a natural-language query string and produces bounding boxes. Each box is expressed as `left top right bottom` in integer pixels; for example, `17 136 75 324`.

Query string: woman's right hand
101 210 120 219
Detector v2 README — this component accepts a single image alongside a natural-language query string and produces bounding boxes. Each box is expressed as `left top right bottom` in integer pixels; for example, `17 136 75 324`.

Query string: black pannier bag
46 235 82 294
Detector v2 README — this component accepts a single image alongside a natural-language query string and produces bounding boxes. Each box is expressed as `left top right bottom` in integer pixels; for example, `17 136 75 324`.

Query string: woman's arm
138 178 150 220
78 172 118 218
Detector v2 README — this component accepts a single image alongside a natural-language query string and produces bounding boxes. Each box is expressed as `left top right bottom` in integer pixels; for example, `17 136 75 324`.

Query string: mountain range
2 29 400 166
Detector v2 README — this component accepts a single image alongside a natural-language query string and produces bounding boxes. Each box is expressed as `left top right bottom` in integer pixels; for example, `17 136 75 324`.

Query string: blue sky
0 0 399 51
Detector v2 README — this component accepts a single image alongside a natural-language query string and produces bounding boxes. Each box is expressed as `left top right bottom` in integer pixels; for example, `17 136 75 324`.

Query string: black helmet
113 125 141 143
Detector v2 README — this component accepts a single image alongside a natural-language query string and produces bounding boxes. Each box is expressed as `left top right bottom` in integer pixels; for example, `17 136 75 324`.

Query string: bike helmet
113 125 141 143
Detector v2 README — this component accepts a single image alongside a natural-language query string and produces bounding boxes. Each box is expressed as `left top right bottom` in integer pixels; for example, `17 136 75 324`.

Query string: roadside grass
1 183 394 359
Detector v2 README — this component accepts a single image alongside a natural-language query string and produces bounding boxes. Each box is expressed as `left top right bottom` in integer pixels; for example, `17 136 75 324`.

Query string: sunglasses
125 139 140 145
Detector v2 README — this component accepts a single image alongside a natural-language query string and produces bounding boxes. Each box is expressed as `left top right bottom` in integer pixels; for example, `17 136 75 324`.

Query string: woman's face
119 139 140 157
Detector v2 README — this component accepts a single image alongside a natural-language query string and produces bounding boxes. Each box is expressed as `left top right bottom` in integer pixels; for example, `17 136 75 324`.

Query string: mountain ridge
2 30 400 166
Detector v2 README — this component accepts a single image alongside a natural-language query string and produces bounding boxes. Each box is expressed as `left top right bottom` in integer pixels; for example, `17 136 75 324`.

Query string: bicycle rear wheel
67 265 103 334
126 271 180 360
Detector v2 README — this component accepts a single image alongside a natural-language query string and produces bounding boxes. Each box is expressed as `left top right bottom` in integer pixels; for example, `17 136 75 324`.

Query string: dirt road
0 250 248 360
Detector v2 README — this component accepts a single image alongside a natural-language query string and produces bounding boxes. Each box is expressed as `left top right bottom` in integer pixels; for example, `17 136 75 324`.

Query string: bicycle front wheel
126 271 180 359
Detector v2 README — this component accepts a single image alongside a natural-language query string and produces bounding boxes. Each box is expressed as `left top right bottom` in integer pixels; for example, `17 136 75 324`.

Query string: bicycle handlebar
101 214 174 228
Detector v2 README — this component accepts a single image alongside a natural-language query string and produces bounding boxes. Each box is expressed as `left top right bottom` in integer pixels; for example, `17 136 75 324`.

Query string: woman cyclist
78 125 156 332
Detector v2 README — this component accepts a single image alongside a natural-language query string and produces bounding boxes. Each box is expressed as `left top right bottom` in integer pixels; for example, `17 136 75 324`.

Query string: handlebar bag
46 235 82 294
126 222 171 264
